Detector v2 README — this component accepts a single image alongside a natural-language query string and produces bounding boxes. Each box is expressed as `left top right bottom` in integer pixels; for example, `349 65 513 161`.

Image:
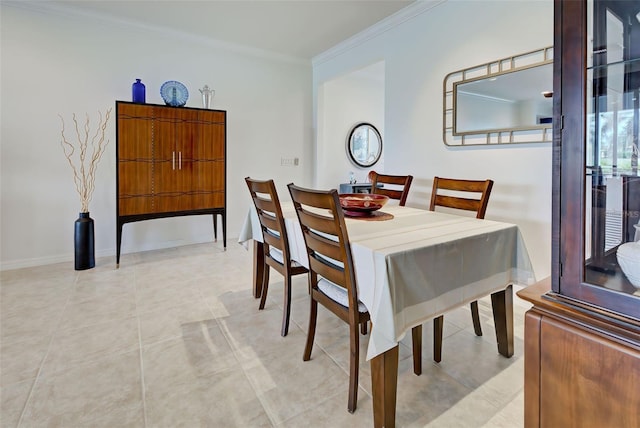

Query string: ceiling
48 0 415 60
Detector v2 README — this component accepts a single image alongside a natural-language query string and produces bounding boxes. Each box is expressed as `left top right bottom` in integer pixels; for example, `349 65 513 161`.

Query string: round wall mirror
346 122 383 168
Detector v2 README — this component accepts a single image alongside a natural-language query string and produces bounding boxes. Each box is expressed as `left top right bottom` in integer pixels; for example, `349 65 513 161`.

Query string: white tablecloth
239 204 535 360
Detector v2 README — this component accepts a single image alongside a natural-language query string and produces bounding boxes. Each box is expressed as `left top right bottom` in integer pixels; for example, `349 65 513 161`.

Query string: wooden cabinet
116 101 226 265
518 1 640 426
519 281 640 428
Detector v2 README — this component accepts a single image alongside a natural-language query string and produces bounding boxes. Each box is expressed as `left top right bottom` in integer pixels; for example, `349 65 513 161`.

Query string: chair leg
360 321 368 335
347 323 360 413
253 241 264 299
433 315 443 363
470 300 483 336
281 274 292 337
258 265 270 310
303 298 318 361
411 325 422 375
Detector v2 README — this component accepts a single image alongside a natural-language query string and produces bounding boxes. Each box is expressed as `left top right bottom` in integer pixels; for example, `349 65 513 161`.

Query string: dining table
238 202 535 427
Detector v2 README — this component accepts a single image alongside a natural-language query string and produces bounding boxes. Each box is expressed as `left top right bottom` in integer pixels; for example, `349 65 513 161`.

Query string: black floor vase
74 212 95 270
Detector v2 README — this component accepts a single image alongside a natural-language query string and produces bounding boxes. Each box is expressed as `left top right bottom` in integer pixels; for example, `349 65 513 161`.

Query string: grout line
203 288 280 427
133 266 149 428
15 271 78 427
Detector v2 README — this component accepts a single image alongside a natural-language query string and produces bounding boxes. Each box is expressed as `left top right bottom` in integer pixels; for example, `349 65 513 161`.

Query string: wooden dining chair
245 177 308 337
287 183 370 414
369 171 414 206
412 176 494 372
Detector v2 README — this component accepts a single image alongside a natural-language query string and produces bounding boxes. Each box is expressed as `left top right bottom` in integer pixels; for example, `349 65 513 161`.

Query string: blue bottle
132 79 146 103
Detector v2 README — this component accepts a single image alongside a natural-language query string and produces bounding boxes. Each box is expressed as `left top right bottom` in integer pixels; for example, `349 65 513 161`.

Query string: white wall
313 0 554 280
317 61 385 188
0 3 312 269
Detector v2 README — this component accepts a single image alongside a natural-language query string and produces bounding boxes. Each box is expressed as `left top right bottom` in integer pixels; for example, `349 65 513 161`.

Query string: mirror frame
443 46 554 146
346 122 383 168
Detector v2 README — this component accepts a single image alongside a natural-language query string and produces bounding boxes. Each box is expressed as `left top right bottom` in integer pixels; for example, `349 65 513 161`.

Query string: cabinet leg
222 211 227 249
212 213 218 242
211 212 226 250
116 221 124 268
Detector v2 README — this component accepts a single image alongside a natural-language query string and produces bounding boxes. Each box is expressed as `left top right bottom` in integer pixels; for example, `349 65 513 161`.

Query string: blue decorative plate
160 80 189 107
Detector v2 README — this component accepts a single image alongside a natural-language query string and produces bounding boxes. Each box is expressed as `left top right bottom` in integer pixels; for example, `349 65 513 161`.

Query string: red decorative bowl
339 193 389 216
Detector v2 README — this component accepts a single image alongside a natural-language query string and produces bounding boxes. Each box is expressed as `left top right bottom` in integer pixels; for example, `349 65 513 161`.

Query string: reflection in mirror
443 46 553 146
456 64 553 133
346 122 382 167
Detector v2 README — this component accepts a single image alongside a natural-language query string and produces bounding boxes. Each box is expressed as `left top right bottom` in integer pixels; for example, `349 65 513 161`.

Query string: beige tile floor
1 242 532 427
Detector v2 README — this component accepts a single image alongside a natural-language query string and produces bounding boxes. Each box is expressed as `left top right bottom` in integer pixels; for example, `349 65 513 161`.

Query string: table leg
253 240 265 299
411 325 422 375
491 284 514 357
371 345 399 428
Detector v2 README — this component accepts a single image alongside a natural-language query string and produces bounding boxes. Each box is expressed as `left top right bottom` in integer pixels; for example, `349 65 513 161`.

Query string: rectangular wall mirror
443 47 554 146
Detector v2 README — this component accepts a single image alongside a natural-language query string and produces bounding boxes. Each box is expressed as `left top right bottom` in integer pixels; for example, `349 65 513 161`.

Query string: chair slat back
245 177 290 260
429 176 494 219
288 184 358 302
370 172 413 206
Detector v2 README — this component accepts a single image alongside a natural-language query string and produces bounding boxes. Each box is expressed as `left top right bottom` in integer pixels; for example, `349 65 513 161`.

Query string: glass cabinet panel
583 0 640 301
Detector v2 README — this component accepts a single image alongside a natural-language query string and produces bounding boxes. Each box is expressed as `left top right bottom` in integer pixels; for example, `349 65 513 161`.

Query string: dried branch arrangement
59 108 112 213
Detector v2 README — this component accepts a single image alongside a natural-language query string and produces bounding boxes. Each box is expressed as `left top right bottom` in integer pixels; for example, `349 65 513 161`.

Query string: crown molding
3 1 309 66
312 0 447 67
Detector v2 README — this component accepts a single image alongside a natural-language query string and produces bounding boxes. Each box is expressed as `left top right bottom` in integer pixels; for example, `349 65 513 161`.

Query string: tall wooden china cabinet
518 1 640 426
115 101 226 266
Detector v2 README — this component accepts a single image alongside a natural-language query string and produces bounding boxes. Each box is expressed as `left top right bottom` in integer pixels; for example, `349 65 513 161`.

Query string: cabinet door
153 106 191 213
555 0 640 320
165 107 202 211
537 315 640 427
117 103 154 216
190 110 225 210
